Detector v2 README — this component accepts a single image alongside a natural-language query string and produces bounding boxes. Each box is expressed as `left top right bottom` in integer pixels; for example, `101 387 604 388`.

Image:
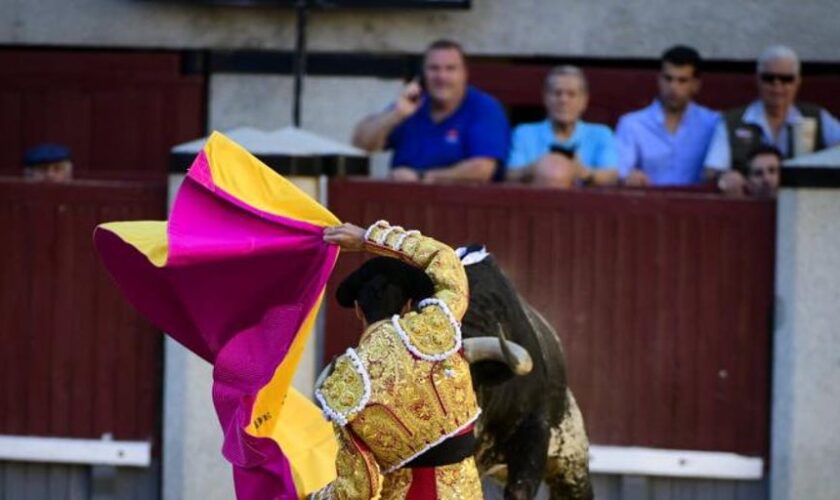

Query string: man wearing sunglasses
615 45 720 186
706 45 840 195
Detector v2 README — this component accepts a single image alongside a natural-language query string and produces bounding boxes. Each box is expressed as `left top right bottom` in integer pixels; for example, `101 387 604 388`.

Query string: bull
457 245 593 500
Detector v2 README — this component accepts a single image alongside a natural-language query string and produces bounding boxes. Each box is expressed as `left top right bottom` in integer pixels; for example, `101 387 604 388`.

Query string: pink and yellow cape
94 132 339 499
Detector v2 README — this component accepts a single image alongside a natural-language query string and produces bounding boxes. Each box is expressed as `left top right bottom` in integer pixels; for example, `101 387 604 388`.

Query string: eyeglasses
759 73 797 84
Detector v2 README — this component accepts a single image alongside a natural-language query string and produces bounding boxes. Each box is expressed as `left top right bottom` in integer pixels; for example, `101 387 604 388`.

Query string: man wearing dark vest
705 45 840 195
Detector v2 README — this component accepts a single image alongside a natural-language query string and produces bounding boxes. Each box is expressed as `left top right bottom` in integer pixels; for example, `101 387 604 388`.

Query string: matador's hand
323 223 366 252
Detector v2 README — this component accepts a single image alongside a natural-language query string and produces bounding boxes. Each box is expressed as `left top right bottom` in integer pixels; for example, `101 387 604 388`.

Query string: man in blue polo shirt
507 65 618 188
352 39 510 183
614 45 720 187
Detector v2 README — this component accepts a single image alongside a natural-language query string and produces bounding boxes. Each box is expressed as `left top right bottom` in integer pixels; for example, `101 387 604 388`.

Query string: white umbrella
170 126 368 176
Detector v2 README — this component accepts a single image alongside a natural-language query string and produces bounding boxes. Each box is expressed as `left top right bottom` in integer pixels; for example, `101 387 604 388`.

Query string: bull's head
457 245 540 387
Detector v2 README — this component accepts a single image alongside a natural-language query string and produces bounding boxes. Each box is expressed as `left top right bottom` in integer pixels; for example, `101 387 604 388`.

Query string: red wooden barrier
325 179 775 457
0 49 204 180
0 179 165 442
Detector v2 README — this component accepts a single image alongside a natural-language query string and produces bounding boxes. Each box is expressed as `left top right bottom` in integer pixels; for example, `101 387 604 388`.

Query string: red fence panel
0 178 165 442
0 49 205 180
325 179 775 457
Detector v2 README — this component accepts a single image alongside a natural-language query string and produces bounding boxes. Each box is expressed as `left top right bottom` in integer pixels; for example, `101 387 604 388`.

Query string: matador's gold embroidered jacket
312 221 482 499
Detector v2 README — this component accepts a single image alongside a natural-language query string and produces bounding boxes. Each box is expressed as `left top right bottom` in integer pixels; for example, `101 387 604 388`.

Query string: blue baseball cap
23 144 71 166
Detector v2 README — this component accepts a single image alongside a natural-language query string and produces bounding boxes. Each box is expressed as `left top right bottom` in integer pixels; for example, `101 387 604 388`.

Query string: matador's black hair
336 257 434 323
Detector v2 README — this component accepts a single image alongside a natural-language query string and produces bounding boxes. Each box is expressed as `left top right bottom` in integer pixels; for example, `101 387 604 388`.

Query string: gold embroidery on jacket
435 457 483 499
317 354 368 421
394 309 459 358
331 426 381 500
379 469 412 500
348 324 478 472
317 226 480 498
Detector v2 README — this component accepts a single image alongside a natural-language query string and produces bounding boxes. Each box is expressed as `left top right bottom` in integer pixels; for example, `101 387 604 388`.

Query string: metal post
292 0 309 127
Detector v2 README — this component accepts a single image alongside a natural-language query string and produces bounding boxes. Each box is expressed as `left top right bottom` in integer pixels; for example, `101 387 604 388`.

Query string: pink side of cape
94 149 339 499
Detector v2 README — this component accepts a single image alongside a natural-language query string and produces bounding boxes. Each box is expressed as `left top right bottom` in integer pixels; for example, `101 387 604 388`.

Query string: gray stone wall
0 461 159 499
2 0 839 61
772 188 840 500
208 73 398 176
162 339 234 500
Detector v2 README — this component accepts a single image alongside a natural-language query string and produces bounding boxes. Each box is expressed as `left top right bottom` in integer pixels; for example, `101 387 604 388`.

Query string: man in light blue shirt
507 65 618 188
708 45 840 195
615 45 719 186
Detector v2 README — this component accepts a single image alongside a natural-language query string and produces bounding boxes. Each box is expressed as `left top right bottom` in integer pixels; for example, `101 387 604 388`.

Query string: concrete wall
208 73 396 176
772 188 840 500
162 339 234 500
0 460 159 499
3 0 840 62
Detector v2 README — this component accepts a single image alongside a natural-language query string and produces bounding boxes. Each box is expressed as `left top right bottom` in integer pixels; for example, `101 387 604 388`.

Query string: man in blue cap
23 143 73 182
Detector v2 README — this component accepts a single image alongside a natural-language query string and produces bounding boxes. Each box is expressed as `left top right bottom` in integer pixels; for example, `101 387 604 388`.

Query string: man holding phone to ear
352 39 510 183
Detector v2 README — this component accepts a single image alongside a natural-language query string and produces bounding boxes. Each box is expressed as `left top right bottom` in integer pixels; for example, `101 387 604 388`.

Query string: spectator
352 39 510 183
23 143 73 182
719 144 782 197
707 45 840 195
507 65 618 188
747 145 782 197
615 46 719 186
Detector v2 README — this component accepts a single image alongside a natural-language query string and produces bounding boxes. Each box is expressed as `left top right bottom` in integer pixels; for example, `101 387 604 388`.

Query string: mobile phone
549 144 576 159
407 60 427 94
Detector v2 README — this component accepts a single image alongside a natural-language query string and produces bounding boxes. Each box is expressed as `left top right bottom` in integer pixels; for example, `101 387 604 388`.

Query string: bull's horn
462 337 533 376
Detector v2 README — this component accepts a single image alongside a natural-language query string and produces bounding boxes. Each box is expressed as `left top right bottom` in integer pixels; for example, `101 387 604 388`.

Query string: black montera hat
336 256 434 310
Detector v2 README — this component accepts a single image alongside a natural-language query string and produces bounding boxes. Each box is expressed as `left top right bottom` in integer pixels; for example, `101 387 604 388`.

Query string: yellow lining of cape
203 132 340 228
97 221 169 268
96 132 340 269
246 289 338 495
